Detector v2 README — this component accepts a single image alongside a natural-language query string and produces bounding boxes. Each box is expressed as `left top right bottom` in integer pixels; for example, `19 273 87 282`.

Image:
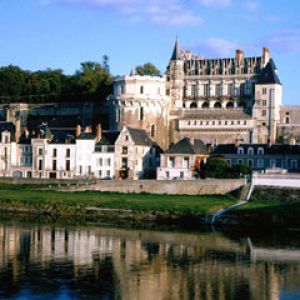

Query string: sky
0 0 299 104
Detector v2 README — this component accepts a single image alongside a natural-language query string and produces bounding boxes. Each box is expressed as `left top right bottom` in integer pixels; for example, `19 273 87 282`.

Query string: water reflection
0 221 300 299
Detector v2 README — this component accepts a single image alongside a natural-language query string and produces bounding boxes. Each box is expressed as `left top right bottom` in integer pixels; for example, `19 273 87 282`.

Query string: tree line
0 59 161 104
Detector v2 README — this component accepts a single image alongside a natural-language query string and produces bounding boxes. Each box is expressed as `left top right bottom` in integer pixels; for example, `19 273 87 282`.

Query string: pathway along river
0 216 300 299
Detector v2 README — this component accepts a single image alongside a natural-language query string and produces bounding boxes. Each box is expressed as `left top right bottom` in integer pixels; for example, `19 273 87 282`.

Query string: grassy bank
0 184 236 218
227 199 300 228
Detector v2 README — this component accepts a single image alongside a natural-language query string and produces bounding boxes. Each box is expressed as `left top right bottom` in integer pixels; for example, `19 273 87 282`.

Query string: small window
99 158 103 166
180 171 184 179
140 86 144 94
122 147 128 155
52 149 57 157
106 170 110 177
262 110 267 117
150 124 155 138
262 100 267 106
106 158 111 167
262 88 267 95
52 160 57 171
238 159 243 165
169 157 175 168
66 149 70 158
66 160 70 171
139 107 144 121
38 148 43 156
166 171 170 178
285 116 290 124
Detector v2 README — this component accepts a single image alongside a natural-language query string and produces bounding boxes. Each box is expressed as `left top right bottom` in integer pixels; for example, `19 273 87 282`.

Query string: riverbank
0 184 236 224
0 184 299 228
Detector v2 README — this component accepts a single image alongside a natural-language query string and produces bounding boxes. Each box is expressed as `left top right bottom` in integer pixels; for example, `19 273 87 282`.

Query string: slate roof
170 38 181 61
76 133 96 140
0 122 15 135
165 137 208 155
49 129 76 144
182 109 252 120
213 144 300 155
96 131 120 146
257 59 281 85
127 127 153 146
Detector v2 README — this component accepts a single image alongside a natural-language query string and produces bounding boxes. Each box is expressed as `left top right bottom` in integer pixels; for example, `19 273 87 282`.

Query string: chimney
235 49 244 64
96 124 102 142
290 137 296 146
262 47 270 66
76 124 81 137
15 118 21 143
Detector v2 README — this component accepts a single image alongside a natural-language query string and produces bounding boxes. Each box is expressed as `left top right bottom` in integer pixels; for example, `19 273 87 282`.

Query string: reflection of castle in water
1 224 300 300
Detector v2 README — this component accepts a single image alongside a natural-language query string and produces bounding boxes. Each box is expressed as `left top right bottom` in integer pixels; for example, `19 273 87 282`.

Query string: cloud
264 29 300 54
245 1 259 11
41 0 202 27
191 37 240 57
197 0 232 6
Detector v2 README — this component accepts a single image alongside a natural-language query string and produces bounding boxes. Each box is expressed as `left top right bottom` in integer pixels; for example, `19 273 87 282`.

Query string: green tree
0 65 26 96
205 156 229 179
135 63 161 76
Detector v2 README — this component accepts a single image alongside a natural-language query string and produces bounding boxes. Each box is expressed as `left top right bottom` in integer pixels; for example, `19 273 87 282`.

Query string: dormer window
257 147 264 155
237 147 244 155
247 147 254 155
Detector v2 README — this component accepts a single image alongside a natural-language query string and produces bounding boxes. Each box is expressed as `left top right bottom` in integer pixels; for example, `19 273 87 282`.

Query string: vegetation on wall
135 63 161 76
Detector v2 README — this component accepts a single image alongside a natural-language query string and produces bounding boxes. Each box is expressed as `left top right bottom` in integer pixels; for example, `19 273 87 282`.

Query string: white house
157 138 209 180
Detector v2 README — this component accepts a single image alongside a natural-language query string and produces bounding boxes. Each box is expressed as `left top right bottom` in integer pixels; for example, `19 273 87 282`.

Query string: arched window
237 147 244 155
285 116 290 124
247 147 254 155
140 86 144 94
226 102 234 108
190 102 197 109
150 124 155 138
257 147 264 155
214 102 222 108
202 102 209 108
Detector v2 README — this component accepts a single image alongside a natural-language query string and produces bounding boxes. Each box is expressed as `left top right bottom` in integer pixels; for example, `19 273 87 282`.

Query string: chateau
108 39 288 150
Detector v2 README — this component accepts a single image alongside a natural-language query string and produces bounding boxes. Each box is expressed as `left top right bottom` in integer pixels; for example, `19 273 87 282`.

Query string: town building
157 137 209 180
114 127 161 180
213 144 300 172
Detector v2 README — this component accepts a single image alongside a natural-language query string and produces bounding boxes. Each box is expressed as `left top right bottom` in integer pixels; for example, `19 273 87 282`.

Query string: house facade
157 137 209 180
114 127 160 180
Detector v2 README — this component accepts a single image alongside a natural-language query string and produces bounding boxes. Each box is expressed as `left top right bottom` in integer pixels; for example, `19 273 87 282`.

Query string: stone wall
252 186 300 201
66 179 245 195
0 177 245 195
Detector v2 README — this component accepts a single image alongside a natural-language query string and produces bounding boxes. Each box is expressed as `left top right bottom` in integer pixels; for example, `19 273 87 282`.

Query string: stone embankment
0 178 245 195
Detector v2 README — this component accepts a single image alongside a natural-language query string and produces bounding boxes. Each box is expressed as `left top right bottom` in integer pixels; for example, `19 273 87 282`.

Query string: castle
108 39 298 150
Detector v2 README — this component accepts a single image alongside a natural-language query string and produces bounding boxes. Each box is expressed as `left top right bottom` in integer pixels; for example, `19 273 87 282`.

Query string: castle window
166 89 170 96
262 100 267 106
204 84 210 97
285 116 290 124
139 107 144 121
261 110 267 117
225 121 228 125
140 86 144 94
169 157 175 168
262 88 267 95
228 84 234 96
150 124 155 138
248 159 253 167
238 159 243 165
257 159 264 168
231 121 234 125
190 102 197 109
214 102 222 108
191 84 196 98
215 84 222 96
226 102 234 109
202 102 209 108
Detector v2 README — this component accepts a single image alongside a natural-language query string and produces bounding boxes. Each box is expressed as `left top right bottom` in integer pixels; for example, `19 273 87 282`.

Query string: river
0 216 300 300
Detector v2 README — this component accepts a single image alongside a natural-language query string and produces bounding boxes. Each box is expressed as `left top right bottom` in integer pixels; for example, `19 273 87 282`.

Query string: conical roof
170 38 181 61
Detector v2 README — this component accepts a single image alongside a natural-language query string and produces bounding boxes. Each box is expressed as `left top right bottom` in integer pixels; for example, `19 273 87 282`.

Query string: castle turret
167 38 185 109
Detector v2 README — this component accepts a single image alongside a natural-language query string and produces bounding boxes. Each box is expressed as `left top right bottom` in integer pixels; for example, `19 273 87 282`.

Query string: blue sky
0 0 299 104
